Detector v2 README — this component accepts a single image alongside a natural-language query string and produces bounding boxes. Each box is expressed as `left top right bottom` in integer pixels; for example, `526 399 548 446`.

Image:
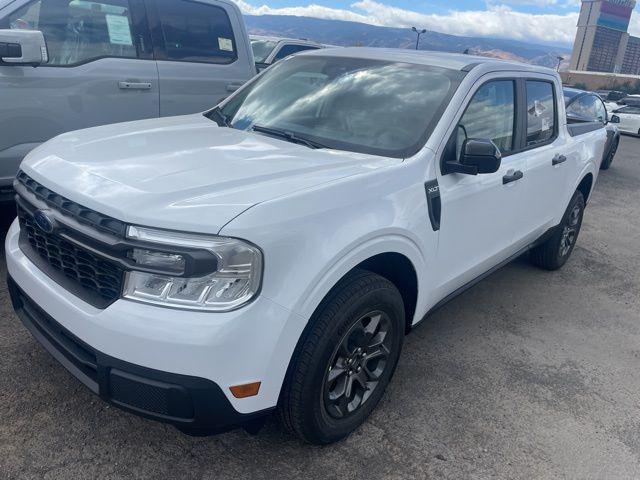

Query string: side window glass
566 95 598 120
458 80 515 156
5 0 138 66
273 44 318 62
526 81 556 147
153 0 237 64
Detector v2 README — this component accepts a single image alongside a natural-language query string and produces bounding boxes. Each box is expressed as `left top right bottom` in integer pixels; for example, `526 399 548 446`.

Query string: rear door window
526 81 557 147
3 0 139 66
273 44 319 62
566 95 599 121
616 106 640 114
149 0 237 64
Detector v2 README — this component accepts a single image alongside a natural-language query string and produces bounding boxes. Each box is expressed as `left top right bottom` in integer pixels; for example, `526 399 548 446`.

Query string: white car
6 49 606 444
611 105 640 135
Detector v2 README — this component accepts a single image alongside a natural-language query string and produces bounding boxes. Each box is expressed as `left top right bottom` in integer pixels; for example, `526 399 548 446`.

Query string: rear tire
278 270 404 445
600 137 618 170
530 190 585 271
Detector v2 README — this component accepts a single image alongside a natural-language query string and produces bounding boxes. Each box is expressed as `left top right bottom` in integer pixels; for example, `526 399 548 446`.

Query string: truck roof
300 47 555 74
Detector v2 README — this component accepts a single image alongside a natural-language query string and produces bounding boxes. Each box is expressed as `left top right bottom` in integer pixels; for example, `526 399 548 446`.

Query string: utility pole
412 27 427 50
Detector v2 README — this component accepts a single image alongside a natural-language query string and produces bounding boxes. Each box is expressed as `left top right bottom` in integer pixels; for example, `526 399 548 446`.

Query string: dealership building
569 0 640 74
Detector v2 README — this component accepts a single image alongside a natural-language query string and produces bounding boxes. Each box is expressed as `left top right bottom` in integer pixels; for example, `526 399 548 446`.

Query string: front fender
293 231 430 325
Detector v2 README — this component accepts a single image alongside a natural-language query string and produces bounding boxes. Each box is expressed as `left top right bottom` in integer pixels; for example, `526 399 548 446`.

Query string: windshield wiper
252 124 328 149
208 107 232 128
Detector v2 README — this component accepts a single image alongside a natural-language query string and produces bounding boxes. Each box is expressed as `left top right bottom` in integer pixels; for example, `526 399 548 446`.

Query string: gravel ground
1 136 639 480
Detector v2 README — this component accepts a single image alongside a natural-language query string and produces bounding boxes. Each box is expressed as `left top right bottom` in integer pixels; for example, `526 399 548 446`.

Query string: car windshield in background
251 39 277 63
216 56 465 158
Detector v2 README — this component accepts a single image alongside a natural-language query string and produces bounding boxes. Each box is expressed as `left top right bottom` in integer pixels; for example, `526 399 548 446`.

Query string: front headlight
122 226 262 311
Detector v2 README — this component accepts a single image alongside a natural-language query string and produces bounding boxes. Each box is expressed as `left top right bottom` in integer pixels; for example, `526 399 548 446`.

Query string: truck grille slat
19 211 124 303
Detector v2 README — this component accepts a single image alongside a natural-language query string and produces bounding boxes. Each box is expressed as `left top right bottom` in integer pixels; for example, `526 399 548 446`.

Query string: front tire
530 190 585 271
278 270 405 444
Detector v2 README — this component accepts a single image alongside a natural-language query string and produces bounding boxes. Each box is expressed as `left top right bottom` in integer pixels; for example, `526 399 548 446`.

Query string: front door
0 0 159 186
434 77 527 298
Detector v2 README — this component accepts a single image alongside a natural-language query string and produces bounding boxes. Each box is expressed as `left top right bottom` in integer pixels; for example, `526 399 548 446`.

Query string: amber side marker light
230 381 261 398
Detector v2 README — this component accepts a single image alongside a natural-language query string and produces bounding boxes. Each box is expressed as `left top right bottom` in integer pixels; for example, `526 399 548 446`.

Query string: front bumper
5 219 305 431
8 278 269 435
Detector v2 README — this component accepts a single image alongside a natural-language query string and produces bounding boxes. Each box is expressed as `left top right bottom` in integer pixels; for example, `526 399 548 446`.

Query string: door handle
503 170 524 185
118 81 152 90
552 154 567 166
226 82 244 93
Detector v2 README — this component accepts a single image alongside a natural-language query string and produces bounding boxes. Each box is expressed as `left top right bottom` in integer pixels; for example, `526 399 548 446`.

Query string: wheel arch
577 172 594 203
277 247 422 408
292 234 427 330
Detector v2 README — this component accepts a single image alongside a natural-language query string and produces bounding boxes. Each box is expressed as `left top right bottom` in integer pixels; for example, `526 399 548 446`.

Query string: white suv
6 48 606 444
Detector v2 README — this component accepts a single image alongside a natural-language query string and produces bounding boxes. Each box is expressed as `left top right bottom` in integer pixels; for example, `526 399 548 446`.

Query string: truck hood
21 114 400 234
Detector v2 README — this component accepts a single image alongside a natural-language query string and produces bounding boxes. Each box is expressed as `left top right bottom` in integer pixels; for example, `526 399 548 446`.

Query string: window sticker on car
106 14 133 46
218 37 234 52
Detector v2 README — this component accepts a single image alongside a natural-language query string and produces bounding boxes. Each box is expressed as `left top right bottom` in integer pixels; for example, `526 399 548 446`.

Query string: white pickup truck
6 48 606 445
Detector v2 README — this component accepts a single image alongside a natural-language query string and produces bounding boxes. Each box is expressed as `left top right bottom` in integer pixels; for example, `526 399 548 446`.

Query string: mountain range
245 15 571 69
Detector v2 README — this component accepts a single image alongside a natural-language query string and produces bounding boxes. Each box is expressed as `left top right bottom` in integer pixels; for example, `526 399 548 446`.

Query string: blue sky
233 0 640 45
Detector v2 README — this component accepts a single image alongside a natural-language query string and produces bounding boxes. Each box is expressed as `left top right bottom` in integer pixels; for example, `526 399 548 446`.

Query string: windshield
251 39 277 63
217 56 465 158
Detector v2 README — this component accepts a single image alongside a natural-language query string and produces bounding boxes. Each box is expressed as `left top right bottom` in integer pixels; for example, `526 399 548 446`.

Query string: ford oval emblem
33 210 55 234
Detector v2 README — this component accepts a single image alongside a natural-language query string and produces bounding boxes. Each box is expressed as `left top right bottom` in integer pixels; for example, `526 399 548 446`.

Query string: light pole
556 56 564 72
412 27 427 50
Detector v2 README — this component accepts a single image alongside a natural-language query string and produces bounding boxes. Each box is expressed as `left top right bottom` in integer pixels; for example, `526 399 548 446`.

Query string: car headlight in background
123 226 262 311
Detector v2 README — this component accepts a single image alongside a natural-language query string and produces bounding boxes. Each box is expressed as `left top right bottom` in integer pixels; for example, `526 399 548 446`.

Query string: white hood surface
21 114 400 234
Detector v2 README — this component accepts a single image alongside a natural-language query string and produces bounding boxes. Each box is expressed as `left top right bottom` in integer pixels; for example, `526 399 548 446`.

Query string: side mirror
0 29 48 66
610 115 621 124
444 138 502 175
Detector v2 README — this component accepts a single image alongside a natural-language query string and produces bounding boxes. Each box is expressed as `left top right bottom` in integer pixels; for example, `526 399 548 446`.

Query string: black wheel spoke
344 374 355 399
327 361 347 383
329 375 348 401
353 369 369 388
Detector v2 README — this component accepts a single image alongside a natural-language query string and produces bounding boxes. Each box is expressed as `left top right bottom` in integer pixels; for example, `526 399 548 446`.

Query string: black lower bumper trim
8 276 273 435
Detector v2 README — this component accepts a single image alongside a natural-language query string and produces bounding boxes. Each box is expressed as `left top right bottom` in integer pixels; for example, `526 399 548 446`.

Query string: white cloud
233 0 579 45
630 11 640 37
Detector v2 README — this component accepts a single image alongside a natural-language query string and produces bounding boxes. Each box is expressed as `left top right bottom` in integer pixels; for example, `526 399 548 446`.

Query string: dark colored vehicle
564 87 620 170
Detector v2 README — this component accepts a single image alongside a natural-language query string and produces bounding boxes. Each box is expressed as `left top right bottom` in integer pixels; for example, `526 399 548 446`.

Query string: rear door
146 0 255 117
0 0 158 186
511 78 569 246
